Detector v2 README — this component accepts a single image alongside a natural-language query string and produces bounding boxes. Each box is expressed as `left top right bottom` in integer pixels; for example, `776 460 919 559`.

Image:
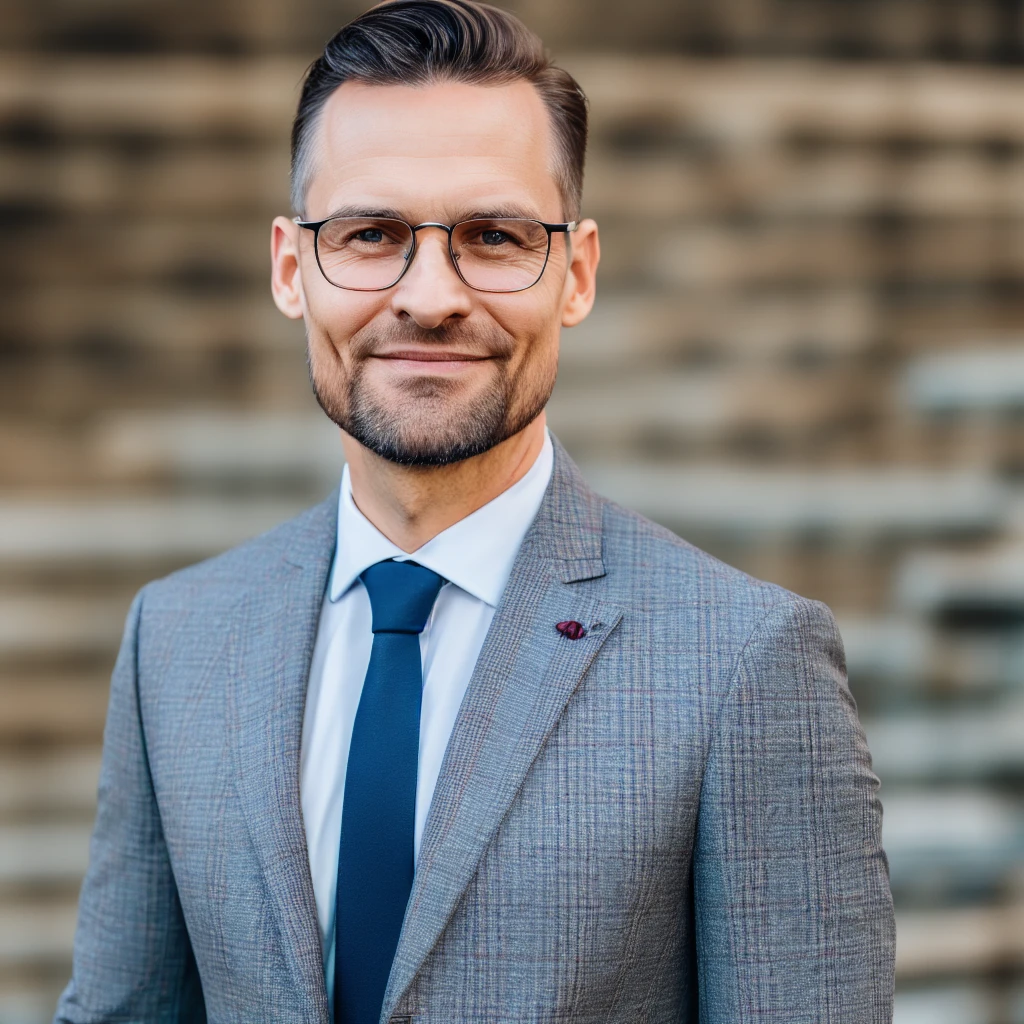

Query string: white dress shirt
300 430 554 1006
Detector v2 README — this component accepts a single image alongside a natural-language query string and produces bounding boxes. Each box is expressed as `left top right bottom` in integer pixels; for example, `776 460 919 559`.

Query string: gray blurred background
3 0 1024 1021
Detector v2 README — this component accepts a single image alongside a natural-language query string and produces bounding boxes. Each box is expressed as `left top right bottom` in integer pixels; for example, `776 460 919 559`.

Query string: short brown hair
290 0 588 219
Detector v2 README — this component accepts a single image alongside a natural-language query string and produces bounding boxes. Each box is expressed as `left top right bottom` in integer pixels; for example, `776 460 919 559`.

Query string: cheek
486 286 564 358
495 308 560 376
303 289 383 361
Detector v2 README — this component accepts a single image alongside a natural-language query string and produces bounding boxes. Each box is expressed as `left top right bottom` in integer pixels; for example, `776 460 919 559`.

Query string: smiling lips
371 349 492 372
375 349 490 361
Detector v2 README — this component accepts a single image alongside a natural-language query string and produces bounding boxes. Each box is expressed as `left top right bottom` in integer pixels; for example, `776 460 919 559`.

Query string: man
56 1 895 1021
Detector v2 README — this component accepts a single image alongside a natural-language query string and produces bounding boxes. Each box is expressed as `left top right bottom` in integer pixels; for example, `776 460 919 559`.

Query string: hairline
291 74 578 222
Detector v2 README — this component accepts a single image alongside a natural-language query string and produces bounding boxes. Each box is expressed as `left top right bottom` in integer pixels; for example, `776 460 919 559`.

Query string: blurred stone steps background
4 0 1024 1021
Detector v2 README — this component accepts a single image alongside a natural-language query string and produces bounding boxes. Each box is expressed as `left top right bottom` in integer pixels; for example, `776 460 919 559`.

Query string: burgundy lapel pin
556 620 586 640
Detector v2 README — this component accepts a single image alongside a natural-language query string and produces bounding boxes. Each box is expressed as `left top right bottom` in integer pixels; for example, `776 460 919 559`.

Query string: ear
270 215 305 320
560 217 599 328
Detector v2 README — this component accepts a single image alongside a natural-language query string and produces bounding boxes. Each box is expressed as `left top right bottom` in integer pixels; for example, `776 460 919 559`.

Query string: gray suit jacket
56 438 895 1024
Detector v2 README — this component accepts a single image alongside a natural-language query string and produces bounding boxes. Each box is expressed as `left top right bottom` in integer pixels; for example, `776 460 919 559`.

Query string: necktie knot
360 559 444 635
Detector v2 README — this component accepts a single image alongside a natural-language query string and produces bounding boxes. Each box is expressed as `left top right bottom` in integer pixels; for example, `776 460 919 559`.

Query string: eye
355 227 384 243
481 229 510 246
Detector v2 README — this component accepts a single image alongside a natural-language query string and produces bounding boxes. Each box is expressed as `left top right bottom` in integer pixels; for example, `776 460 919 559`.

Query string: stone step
0 751 101 816
0 56 298 141
0 495 309 565
838 615 1024 696
593 219 1024 293
4 216 269 289
563 288 877 367
0 597 131 660
91 411 343 486
585 150 1024 221
880 786 1024 896
0 825 91 886
1 0 324 55
0 146 286 217
3 286 300 354
897 544 1024 619
0 987 65 1024
896 900 1024 979
905 346 1024 414
548 368 884 450
893 983 1011 1024
569 56 1024 146
579 461 1005 538
0 675 116 742
864 703 1024 781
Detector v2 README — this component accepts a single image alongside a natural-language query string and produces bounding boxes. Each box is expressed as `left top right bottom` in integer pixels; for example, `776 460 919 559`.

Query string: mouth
370 349 493 374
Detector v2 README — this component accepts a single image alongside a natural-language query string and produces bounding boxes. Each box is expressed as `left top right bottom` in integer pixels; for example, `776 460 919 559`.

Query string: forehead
305 78 562 220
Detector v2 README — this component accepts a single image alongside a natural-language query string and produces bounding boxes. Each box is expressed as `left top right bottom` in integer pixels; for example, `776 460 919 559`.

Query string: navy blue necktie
334 559 444 1024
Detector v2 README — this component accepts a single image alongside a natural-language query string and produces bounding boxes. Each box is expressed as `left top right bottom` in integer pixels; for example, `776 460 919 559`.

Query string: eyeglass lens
313 217 553 292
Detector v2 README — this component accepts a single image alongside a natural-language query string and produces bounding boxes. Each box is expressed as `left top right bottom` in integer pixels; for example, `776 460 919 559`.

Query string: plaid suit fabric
56 438 895 1024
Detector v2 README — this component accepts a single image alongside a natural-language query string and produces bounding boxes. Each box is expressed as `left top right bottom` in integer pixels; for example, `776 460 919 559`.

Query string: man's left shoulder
595 496 835 648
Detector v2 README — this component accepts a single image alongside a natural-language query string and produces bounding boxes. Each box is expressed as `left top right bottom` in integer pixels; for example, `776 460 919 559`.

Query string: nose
389 227 473 329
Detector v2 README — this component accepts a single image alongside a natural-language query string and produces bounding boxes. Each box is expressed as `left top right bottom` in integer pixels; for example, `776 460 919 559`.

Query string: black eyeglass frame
293 215 579 293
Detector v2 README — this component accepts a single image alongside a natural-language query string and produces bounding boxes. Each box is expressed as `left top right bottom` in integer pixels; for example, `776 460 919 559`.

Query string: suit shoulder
139 493 336 609
597 495 821 623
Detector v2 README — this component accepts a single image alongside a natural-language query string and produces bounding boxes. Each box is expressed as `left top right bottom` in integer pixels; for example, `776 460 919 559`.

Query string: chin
374 361 493 399
309 348 552 467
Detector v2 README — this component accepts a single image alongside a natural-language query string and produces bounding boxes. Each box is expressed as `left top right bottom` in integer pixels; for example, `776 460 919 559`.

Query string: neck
341 415 548 553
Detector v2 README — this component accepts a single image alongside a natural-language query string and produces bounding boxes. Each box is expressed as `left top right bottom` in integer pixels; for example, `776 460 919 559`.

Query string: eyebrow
319 202 546 223
461 204 543 221
321 204 407 221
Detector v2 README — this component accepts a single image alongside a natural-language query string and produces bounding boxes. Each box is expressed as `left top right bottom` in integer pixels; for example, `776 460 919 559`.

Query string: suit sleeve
54 587 206 1024
693 597 895 1024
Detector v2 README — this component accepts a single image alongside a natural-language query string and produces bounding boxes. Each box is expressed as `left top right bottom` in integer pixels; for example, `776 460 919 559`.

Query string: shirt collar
329 429 554 608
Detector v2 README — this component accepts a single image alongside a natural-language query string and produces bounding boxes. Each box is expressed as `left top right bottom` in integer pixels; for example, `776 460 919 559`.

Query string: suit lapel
382 440 622 1021
226 495 338 1023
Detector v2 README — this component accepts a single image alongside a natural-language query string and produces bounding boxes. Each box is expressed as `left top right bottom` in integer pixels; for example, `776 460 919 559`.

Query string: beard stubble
306 318 556 466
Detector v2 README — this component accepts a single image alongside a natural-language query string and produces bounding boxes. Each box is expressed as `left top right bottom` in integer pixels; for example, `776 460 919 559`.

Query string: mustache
347 319 517 361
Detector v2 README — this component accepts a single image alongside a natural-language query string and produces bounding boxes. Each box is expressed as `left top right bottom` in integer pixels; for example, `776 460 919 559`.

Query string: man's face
271 78 598 466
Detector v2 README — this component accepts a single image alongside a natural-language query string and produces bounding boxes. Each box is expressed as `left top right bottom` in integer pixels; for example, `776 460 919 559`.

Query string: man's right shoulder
136 491 337 614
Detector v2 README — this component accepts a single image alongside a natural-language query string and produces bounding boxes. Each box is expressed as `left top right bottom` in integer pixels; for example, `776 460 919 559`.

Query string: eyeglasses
293 215 578 293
